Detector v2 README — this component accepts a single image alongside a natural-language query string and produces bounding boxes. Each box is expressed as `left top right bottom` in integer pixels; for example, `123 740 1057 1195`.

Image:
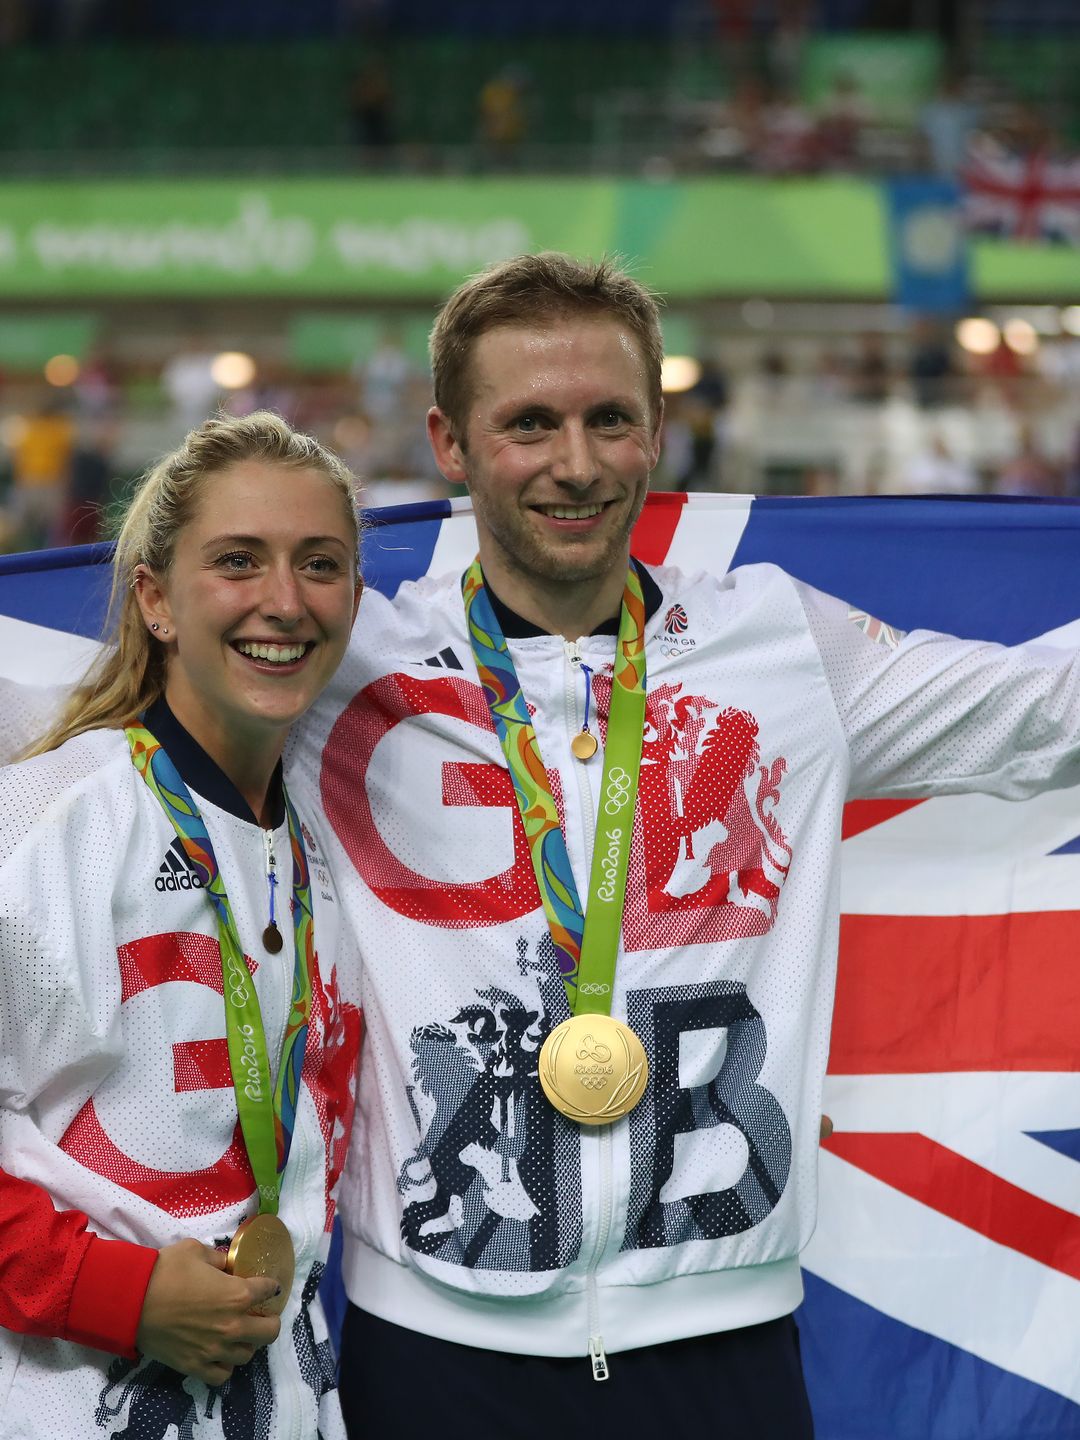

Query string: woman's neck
157 687 284 828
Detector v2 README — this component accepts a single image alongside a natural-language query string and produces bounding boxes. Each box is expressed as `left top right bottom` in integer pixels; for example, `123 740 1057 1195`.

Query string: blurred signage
0 179 1069 300
885 178 970 313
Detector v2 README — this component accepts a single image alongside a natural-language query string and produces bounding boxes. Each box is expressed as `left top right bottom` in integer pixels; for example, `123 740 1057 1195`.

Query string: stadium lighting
1061 305 1080 337
211 351 257 389
1003 318 1038 356
955 317 1000 356
661 356 702 393
44 354 79 386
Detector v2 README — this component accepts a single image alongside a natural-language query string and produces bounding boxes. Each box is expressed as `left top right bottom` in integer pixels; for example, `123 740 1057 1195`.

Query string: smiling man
426 285 661 639
296 253 1080 1439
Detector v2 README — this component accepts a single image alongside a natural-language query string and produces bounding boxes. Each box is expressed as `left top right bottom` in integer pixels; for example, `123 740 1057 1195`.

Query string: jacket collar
485 559 663 640
141 696 285 828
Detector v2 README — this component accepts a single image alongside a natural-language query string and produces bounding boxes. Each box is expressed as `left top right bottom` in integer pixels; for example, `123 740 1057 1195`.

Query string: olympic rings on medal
604 767 633 815
578 982 611 995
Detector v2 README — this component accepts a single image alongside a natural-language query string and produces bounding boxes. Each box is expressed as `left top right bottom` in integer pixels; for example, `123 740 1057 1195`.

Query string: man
287 252 1080 1435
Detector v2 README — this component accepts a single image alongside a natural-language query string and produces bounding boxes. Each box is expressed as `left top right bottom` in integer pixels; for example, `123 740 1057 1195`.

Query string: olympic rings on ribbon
604 767 633 815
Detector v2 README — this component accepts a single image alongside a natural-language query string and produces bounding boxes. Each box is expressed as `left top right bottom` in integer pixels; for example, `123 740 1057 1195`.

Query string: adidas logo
422 647 463 671
155 836 206 892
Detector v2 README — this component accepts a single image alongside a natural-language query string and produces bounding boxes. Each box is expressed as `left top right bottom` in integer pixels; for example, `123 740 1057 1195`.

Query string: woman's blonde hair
28 410 361 758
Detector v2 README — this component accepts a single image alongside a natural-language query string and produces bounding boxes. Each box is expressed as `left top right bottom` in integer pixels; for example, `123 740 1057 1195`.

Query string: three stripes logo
423 647 463 671
155 836 206 892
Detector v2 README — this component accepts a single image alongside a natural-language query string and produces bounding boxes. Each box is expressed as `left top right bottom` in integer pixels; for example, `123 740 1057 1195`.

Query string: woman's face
138 459 360 763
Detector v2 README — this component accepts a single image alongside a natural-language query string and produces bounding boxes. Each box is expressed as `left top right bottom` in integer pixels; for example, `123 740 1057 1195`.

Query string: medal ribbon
126 724 315 1215
462 562 646 1016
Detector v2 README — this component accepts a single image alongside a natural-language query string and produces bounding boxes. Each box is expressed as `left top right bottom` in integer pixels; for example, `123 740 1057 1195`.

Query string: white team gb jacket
289 559 1080 1364
0 729 360 1440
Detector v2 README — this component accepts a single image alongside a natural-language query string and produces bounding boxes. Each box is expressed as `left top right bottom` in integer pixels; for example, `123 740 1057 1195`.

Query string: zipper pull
588 1335 609 1382
261 829 283 955
565 639 583 666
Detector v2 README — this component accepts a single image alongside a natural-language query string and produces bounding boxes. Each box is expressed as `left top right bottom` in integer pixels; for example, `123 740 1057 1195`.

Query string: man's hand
135 1239 282 1387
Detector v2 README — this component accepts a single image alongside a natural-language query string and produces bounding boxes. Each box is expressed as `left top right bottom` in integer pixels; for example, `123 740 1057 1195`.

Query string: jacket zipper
565 639 612 1380
261 822 317 1437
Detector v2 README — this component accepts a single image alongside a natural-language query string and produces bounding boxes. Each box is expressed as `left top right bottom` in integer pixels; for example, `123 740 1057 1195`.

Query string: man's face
428 317 661 596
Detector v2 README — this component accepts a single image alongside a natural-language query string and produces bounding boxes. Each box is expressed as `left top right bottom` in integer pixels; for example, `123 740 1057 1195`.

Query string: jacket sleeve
0 1165 158 1356
794 578 1080 800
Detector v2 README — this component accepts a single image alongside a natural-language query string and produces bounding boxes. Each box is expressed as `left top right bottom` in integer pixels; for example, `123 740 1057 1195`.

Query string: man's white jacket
291 559 1080 1361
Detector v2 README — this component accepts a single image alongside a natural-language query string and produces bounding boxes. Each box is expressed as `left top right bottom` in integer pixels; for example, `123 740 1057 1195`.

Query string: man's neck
477 549 631 641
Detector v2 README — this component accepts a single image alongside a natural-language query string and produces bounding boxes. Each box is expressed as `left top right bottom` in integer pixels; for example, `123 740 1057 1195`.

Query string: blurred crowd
1 307 1075 557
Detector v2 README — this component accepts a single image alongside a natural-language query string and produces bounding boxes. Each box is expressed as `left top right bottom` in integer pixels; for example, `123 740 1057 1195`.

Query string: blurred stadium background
0 0 1077 552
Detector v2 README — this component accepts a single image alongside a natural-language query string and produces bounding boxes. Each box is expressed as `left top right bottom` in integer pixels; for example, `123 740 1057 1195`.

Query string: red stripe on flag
825 1131 1080 1283
841 798 925 840
830 911 1080 1073
632 492 687 565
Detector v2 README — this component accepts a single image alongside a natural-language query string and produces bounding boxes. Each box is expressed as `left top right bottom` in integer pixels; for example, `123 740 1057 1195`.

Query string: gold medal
538 1013 648 1125
226 1213 295 1316
570 730 598 761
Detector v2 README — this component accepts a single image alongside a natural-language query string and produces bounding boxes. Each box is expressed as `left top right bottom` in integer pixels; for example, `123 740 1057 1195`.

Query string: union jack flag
962 136 1080 244
1 491 1078 1439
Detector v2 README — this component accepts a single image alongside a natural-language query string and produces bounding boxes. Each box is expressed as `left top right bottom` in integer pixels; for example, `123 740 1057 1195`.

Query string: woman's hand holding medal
135 1238 283 1387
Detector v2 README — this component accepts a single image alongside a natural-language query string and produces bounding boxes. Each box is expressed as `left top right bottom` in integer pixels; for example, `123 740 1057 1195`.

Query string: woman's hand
135 1239 283 1386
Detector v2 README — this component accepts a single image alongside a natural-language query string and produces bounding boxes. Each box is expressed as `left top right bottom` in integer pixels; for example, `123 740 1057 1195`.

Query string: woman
0 411 363 1439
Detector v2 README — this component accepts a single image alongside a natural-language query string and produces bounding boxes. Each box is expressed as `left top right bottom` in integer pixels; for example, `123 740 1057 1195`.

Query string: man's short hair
429 251 664 442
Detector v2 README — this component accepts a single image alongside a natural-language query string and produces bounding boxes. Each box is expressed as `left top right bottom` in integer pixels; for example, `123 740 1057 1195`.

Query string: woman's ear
132 564 173 639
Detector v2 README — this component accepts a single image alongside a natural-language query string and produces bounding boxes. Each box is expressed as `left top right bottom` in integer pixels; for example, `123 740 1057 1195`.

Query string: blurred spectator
850 332 890 404
161 339 221 428
767 0 812 97
355 325 414 421
903 434 979 495
816 71 872 172
62 417 117 545
756 86 819 174
919 72 979 178
907 317 957 408
9 398 75 549
477 67 528 168
992 426 1061 497
681 358 729 490
0 0 27 45
760 346 791 383
74 348 119 419
349 57 395 155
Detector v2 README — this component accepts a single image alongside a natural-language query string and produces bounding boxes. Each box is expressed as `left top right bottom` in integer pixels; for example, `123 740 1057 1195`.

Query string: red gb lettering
58 932 258 1218
321 672 560 928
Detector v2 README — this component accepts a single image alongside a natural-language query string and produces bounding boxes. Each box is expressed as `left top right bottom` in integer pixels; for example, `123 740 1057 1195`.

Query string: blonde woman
0 412 362 1440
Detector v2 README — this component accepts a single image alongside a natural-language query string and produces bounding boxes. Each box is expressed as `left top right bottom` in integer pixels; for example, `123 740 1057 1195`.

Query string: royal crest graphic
592 674 792 949
398 936 582 1270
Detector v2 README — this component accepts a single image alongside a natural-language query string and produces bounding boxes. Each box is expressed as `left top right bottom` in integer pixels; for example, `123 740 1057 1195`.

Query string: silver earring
161 628 169 636
150 623 159 632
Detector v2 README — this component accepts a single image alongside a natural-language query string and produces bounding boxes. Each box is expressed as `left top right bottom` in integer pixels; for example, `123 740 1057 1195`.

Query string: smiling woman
0 412 364 1440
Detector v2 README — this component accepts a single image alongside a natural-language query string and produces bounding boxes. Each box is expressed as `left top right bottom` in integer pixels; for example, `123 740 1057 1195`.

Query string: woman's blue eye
218 551 254 570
